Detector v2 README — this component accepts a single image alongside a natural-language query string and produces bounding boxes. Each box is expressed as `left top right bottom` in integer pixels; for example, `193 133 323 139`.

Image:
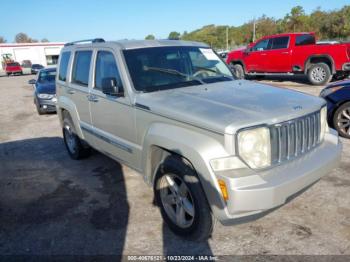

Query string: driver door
89 49 137 166
244 38 271 72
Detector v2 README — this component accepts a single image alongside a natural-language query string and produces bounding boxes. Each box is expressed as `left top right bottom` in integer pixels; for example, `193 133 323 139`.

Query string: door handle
87 94 99 102
67 88 75 94
281 52 290 54
260 53 267 56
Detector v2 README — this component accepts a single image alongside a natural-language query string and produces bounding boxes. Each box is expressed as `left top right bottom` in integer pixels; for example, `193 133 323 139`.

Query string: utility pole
226 26 229 50
253 18 256 43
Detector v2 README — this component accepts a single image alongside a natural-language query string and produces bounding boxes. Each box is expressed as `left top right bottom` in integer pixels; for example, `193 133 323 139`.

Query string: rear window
296 35 316 46
58 52 71 81
270 37 289 49
72 51 92 86
7 62 20 67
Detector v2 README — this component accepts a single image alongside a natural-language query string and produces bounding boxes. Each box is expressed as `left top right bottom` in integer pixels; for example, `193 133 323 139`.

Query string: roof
41 67 56 72
64 39 209 50
261 32 314 38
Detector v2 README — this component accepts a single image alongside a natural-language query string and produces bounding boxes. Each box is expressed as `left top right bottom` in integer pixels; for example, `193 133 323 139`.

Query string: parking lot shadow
0 137 129 258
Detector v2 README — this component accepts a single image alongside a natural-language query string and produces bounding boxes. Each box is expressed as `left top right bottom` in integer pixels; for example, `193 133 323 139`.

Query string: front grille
270 110 321 164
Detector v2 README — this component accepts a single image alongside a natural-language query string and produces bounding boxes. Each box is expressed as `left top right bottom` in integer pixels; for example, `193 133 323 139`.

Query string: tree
41 38 49 42
15 33 31 43
0 36 6 43
168 31 181 40
15 33 38 43
145 34 155 40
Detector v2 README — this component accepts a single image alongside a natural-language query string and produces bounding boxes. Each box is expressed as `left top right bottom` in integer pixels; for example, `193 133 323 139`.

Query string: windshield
123 46 234 92
38 70 56 83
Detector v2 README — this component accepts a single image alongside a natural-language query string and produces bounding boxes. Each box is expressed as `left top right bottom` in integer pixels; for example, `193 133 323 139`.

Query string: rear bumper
215 130 342 223
342 63 350 71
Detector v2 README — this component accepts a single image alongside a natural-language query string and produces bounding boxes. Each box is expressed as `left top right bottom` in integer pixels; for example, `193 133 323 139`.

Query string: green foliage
168 31 181 40
0 36 6 43
177 5 350 49
145 34 155 40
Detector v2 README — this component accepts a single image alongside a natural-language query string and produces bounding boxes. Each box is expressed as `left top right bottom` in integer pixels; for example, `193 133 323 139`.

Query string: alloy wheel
159 173 195 229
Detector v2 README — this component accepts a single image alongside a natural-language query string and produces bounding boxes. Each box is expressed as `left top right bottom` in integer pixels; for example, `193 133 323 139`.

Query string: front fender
142 123 230 219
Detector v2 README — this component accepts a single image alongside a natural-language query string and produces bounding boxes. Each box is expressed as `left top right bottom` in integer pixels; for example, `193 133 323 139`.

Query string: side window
58 51 70 81
270 37 289 50
95 51 123 91
296 35 315 46
72 51 92 86
252 39 270 51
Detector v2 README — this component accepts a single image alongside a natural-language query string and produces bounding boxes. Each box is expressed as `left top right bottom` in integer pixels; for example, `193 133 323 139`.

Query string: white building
0 42 65 74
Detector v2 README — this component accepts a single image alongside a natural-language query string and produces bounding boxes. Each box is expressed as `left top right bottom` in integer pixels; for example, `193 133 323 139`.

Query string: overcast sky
2 0 349 42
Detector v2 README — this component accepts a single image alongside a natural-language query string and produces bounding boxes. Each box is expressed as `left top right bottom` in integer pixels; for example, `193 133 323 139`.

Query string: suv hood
135 80 325 134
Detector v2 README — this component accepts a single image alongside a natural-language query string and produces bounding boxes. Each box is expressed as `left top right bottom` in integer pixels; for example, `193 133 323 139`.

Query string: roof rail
64 38 105 46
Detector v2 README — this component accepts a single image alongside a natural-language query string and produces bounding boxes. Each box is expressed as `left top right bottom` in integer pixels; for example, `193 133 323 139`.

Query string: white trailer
0 42 64 75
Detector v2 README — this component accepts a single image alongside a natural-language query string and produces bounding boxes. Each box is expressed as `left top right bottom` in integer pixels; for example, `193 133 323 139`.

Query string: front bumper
37 97 57 112
215 129 342 223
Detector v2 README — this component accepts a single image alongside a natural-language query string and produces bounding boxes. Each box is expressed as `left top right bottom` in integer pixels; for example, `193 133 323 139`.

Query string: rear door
264 36 292 72
89 48 138 166
67 49 93 132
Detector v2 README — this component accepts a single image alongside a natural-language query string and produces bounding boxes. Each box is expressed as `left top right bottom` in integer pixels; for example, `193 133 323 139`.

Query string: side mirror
28 79 36 85
101 77 123 96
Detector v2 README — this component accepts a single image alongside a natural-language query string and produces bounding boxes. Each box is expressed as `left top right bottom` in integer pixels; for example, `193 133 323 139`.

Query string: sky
2 0 349 43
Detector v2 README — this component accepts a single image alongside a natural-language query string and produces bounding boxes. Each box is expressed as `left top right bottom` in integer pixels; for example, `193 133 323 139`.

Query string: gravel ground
0 74 349 257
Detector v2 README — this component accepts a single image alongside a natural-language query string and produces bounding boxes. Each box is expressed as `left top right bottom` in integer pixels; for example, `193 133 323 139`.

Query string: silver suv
56 38 342 241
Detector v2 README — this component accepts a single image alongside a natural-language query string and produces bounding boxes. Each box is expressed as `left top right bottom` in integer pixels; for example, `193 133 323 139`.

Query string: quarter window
72 51 92 86
95 51 122 90
58 52 70 81
270 37 289 49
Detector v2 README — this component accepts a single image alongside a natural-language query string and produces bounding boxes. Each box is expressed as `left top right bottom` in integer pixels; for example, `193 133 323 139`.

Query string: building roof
0 42 65 48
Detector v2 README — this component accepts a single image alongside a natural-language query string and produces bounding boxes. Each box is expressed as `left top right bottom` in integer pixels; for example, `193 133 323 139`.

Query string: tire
231 64 245 79
35 99 45 115
307 63 332 86
62 112 91 159
154 155 214 241
333 102 350 139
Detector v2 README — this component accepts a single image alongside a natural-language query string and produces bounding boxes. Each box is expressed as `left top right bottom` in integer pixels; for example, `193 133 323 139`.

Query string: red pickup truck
5 62 23 76
227 33 350 85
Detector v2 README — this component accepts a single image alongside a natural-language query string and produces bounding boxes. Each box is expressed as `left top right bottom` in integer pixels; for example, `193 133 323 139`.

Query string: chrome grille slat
270 110 321 164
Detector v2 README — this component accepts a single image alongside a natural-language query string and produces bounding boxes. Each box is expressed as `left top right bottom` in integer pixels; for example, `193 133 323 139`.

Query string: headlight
38 93 54 99
237 126 271 169
320 106 329 141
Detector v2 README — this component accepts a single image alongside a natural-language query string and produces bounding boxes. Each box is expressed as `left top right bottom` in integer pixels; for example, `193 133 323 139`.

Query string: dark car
31 64 44 74
320 79 350 138
28 68 57 115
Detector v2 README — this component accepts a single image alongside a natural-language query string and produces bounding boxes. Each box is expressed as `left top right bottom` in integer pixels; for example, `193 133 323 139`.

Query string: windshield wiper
143 66 205 84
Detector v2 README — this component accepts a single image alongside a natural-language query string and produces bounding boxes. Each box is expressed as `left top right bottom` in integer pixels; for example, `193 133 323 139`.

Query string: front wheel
154 156 214 241
231 64 245 79
333 102 350 138
307 63 331 86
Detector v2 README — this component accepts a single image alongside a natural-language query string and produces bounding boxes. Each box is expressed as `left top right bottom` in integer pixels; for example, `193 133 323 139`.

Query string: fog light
218 179 229 201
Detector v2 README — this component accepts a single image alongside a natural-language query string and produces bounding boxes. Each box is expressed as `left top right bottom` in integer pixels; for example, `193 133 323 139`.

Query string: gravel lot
0 75 349 256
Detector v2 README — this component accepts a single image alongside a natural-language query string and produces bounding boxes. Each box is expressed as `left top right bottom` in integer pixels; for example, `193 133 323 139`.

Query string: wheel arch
229 59 247 73
57 97 84 138
141 123 229 217
304 55 335 74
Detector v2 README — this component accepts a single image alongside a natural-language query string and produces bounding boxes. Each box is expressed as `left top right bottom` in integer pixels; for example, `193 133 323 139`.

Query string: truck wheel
154 155 214 241
307 63 331 86
231 64 245 79
62 113 91 159
333 102 350 138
